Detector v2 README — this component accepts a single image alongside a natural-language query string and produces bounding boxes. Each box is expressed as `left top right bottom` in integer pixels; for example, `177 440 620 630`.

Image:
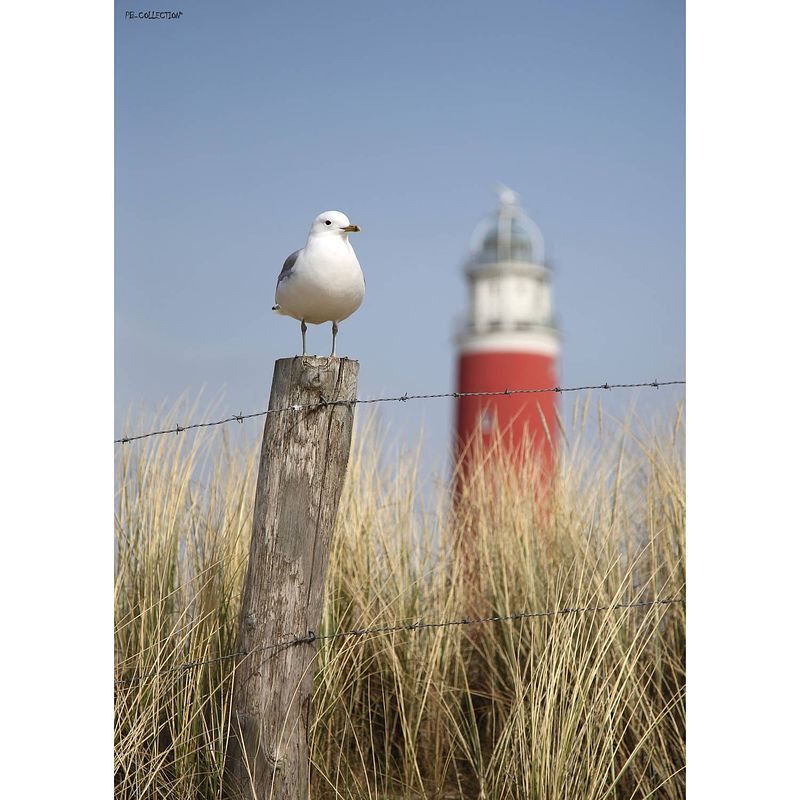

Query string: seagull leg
330 321 338 358
301 320 307 356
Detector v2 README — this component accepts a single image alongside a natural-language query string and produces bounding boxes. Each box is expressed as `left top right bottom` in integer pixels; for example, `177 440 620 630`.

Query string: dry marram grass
115 397 685 799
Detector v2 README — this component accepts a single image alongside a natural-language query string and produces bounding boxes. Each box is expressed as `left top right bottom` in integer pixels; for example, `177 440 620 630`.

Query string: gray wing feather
277 249 301 285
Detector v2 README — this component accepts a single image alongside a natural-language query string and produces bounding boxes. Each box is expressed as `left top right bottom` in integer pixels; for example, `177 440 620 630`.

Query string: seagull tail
272 304 281 313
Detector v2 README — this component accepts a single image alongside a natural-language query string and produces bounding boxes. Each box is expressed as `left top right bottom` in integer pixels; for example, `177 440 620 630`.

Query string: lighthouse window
479 407 496 434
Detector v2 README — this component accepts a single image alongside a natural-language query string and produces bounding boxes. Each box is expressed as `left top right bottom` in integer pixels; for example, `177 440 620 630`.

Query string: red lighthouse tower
455 187 560 480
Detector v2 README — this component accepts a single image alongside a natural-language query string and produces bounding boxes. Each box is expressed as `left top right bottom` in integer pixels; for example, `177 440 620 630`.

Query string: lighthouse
454 187 560 479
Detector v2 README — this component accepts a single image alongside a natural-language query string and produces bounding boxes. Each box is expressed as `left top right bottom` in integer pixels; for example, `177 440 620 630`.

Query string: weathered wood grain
225 356 359 800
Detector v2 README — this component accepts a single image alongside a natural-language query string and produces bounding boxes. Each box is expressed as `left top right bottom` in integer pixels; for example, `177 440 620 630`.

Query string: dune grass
114 397 685 799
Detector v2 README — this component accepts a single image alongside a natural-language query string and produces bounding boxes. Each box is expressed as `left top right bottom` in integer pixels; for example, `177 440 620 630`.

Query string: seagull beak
341 224 361 233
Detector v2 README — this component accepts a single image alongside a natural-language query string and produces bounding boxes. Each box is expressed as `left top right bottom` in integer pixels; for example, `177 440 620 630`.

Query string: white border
1 1 112 794
689 2 800 795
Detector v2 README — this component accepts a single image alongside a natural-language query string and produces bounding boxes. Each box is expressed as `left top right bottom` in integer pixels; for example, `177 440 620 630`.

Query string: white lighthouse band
456 186 561 357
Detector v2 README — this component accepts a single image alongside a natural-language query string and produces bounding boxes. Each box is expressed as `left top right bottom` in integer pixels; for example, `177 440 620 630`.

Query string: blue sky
116 0 685 469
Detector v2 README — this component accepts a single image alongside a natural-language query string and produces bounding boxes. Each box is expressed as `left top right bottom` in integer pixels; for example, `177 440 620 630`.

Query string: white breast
275 237 365 325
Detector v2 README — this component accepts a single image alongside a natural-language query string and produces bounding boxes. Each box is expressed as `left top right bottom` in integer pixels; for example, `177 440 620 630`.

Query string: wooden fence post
225 355 359 799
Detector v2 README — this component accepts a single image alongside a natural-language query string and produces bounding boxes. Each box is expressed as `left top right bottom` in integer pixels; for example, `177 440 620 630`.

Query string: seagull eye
325 220 331 225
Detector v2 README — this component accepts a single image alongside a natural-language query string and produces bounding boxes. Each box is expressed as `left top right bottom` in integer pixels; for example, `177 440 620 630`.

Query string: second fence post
225 355 359 800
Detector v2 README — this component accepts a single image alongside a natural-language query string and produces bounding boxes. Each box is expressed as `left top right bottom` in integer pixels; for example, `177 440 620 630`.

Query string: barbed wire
115 379 685 444
114 595 684 687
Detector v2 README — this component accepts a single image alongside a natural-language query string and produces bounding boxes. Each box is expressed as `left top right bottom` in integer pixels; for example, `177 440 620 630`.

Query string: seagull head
309 210 361 239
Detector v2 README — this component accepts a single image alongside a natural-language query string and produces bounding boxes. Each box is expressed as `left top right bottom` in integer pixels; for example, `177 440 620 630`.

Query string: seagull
272 210 365 357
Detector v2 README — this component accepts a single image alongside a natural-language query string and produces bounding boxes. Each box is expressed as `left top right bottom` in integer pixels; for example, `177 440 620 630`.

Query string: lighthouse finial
496 183 520 208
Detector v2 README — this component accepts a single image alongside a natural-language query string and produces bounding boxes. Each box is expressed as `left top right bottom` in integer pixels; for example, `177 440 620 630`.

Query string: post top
275 355 360 366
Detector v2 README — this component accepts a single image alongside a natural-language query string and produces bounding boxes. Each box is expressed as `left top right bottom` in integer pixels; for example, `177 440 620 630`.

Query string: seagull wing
277 249 301 286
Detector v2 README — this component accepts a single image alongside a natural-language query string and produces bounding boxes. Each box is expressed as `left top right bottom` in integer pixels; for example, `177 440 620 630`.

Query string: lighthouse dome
469 186 545 266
